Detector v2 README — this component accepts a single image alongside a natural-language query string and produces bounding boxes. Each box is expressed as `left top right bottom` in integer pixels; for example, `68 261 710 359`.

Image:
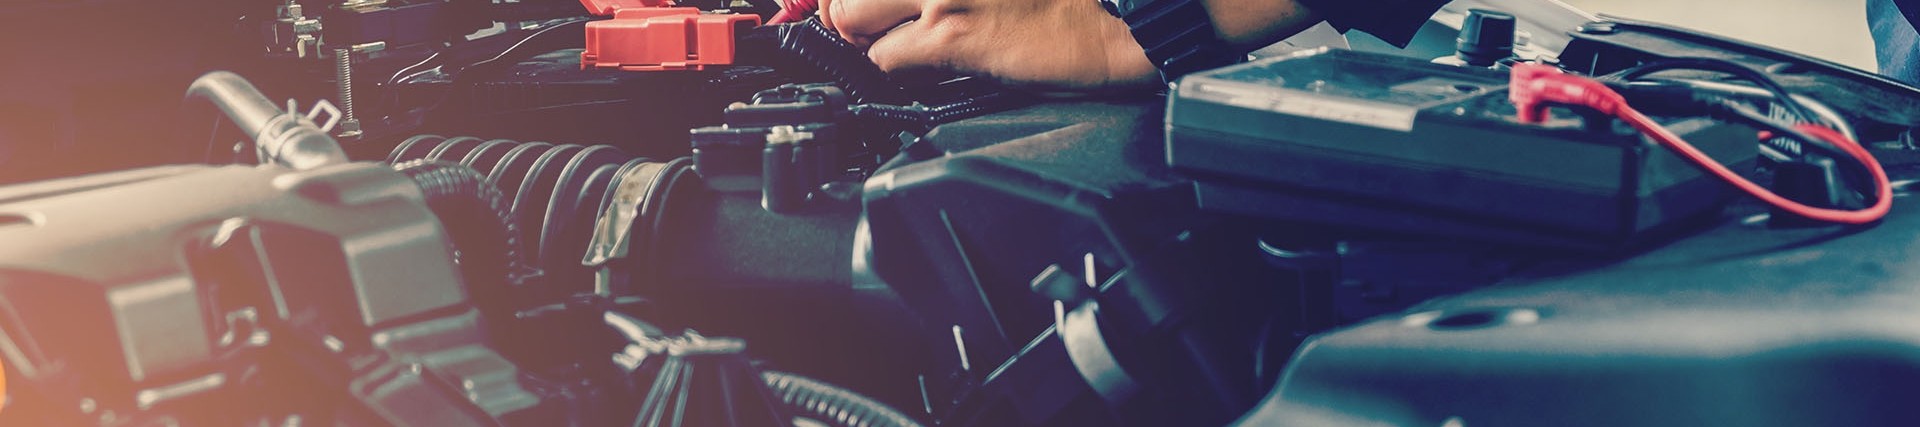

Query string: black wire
1707 98 1882 206
388 49 445 86
1609 58 1819 125
1708 99 1847 158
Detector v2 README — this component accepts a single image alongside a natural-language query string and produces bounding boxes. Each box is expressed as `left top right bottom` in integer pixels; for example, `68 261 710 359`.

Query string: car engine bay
4 0 1920 426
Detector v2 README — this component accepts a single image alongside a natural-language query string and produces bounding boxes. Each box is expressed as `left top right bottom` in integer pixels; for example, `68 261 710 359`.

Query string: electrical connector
579 0 762 71
1508 63 1626 123
1506 62 1891 225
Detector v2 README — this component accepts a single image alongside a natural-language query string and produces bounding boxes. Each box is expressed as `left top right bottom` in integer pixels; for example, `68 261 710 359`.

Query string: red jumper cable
1507 63 1891 225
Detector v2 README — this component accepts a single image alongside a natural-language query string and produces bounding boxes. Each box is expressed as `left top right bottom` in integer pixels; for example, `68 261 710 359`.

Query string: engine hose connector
185 71 347 170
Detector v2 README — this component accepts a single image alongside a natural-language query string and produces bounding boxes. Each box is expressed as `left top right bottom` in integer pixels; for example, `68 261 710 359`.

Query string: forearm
1203 0 1320 48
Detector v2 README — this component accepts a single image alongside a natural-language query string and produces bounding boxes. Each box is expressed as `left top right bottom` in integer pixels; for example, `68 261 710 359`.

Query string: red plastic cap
579 0 671 16
1508 63 1624 124
582 10 761 71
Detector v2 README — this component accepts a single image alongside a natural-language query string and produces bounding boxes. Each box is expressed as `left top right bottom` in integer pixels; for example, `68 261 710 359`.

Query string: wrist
1201 0 1320 48
1100 15 1158 86
1101 0 1239 84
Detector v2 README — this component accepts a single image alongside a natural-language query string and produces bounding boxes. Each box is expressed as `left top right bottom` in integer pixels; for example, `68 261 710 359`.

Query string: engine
4 1 1920 426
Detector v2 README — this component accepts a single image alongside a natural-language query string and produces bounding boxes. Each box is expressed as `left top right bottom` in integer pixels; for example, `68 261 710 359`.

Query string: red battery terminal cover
579 0 762 71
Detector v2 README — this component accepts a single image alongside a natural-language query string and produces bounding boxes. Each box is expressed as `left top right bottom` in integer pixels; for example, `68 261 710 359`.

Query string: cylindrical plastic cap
1456 9 1517 66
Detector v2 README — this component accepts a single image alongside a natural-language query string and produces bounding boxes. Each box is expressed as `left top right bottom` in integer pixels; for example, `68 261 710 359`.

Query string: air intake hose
393 160 530 314
763 371 924 427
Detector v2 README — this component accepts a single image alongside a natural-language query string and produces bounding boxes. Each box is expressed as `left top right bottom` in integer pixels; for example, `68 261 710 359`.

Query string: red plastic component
579 0 761 71
1506 62 1892 225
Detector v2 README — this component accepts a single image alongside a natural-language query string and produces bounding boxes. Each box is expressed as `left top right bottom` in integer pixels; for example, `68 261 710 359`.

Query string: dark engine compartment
5 1 1920 426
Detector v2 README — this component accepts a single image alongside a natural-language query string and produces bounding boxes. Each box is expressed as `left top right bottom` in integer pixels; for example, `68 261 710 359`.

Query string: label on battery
1182 80 1418 132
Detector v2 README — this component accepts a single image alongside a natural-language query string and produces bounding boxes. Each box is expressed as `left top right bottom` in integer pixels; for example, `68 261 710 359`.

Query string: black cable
1705 99 1847 159
758 18 904 103
1609 60 1857 163
1706 99 1882 207
388 49 445 86
1608 58 1819 125
846 91 1031 132
1607 67 1887 218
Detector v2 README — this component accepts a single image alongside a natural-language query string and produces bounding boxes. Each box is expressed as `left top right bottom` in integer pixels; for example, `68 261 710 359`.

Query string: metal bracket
1056 300 1138 406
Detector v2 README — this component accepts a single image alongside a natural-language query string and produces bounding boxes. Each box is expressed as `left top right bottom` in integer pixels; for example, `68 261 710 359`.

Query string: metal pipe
185 71 348 170
186 71 284 136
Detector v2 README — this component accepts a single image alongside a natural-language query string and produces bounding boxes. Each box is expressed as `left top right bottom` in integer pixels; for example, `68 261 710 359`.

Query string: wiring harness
1509 62 1891 225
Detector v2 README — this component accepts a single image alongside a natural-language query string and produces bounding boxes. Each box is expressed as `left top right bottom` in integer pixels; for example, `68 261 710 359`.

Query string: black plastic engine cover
862 101 1301 426
1255 170 1920 427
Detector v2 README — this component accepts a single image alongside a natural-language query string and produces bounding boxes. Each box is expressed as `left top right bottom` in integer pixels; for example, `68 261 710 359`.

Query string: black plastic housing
1167 49 1757 251
862 102 1294 427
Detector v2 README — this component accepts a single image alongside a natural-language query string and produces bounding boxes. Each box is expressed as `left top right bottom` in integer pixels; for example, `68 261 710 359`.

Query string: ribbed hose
763 371 923 427
769 18 903 103
622 158 696 289
846 91 1028 132
393 160 530 306
920 93 1021 124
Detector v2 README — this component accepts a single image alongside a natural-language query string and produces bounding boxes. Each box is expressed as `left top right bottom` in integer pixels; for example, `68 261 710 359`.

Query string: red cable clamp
1507 62 1891 225
1508 63 1625 123
579 0 762 71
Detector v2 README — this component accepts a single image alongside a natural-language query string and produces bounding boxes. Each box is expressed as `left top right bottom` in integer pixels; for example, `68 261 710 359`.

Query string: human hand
816 0 1160 89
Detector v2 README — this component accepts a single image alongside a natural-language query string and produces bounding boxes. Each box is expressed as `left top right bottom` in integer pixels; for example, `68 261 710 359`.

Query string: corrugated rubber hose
771 18 903 103
847 91 1029 132
394 160 530 311
763 371 924 427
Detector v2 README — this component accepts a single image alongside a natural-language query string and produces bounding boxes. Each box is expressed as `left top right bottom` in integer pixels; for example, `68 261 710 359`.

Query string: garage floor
1558 0 1878 71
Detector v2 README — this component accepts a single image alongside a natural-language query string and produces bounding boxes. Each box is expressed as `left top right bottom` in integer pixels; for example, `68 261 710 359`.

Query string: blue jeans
1871 0 1920 85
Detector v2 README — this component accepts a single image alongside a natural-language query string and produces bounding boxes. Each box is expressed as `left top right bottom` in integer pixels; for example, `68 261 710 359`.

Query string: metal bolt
333 48 362 138
1576 22 1617 35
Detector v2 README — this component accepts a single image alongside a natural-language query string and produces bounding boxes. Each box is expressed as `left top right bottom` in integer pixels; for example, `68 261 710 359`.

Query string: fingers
865 17 975 74
819 0 925 46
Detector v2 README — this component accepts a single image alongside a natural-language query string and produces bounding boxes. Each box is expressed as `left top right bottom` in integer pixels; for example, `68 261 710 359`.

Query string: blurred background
1562 0 1877 70
0 0 1888 185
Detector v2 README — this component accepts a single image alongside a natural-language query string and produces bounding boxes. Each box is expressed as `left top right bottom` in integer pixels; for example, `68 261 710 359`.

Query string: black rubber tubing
394 160 530 313
762 370 924 427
